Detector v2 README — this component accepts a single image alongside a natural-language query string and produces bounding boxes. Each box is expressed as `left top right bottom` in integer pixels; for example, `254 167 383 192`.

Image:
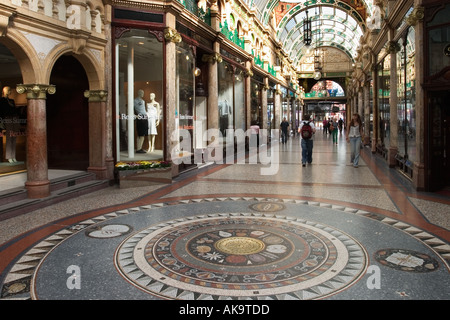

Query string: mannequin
1 86 19 163
146 93 161 153
133 89 148 153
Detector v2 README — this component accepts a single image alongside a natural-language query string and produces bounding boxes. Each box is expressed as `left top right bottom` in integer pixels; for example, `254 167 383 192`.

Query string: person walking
346 113 364 168
330 117 338 144
298 114 316 167
280 117 289 144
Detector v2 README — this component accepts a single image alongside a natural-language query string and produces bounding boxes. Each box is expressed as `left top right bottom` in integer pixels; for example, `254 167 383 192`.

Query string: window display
175 41 195 165
218 62 245 143
115 28 164 162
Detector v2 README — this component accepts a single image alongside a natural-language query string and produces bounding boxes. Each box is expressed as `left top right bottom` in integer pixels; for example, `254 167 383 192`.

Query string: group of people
322 117 344 145
284 113 363 168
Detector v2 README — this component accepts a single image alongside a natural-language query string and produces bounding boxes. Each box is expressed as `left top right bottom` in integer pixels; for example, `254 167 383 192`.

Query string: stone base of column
388 147 398 168
88 166 108 180
363 136 370 146
105 157 115 180
25 180 50 199
371 140 377 153
413 162 425 191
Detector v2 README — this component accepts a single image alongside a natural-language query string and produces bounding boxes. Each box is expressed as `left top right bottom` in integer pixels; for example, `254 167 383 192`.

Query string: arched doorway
47 55 89 170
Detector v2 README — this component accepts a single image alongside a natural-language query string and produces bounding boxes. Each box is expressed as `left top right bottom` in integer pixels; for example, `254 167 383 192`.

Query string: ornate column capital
385 41 401 54
164 27 182 43
244 68 253 78
16 84 56 99
84 89 108 102
202 53 222 64
406 6 425 26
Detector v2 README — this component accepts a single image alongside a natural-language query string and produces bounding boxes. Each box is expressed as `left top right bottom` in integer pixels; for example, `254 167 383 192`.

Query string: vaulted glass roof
279 5 364 64
243 0 374 65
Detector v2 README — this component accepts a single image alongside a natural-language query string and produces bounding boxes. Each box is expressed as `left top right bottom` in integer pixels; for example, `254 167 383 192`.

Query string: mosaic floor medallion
115 213 368 300
374 249 439 273
249 202 286 212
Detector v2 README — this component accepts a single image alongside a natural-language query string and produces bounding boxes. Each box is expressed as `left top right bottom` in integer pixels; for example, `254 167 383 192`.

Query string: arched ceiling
243 0 374 65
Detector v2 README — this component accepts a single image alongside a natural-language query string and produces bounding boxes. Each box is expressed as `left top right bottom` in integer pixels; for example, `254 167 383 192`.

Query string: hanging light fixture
313 8 322 80
303 10 312 47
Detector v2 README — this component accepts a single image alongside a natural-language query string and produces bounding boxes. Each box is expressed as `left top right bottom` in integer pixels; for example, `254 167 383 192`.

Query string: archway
47 55 89 170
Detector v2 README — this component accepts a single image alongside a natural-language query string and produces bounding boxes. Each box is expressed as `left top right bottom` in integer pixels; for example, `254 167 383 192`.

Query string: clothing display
147 103 158 136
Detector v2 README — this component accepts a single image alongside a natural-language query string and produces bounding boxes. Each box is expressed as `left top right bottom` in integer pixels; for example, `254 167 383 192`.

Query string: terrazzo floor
0 131 449 307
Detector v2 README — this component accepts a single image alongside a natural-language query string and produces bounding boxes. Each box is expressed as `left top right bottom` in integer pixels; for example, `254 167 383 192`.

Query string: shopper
331 117 338 144
298 114 316 167
280 117 289 144
346 113 364 168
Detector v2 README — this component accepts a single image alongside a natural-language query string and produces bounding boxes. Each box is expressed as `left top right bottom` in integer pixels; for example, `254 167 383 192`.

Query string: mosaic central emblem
115 213 368 300
214 237 266 255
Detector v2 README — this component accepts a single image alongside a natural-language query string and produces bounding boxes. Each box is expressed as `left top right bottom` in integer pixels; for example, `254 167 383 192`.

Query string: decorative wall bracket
16 84 56 99
0 11 16 37
164 27 182 43
84 90 108 102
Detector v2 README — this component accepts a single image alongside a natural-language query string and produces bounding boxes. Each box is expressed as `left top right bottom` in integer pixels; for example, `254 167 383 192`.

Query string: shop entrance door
428 90 450 191
47 55 89 170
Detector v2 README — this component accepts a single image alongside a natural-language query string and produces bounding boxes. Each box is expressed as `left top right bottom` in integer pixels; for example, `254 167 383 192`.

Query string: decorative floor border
1 196 449 300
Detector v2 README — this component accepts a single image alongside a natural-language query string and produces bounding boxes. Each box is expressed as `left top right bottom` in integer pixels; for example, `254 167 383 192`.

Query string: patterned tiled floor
0 131 449 301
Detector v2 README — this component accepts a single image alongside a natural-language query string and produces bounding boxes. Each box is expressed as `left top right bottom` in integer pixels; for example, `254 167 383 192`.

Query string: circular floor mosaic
115 213 368 300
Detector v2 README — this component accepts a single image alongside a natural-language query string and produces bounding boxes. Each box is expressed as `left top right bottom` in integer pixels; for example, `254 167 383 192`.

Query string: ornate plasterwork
21 31 63 62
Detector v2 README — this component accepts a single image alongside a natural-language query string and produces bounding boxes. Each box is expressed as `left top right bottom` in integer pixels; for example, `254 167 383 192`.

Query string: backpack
300 121 313 140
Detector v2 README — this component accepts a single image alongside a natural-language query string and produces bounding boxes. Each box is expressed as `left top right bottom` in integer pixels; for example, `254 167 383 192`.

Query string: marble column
387 38 399 168
371 65 379 153
408 4 425 190
245 62 252 130
84 90 108 179
274 85 282 129
261 78 268 130
16 84 55 199
204 46 220 132
164 15 180 166
363 80 371 146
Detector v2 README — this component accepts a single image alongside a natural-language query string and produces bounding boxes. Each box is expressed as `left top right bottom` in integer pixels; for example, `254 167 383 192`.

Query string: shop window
0 44 26 174
377 56 390 152
115 28 164 162
396 28 416 165
175 41 195 166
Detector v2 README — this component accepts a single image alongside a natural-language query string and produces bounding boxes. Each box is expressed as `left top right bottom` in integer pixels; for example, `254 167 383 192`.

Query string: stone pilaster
16 84 55 199
164 14 180 172
203 45 221 132
261 78 269 130
84 90 109 179
408 3 425 190
387 38 400 168
363 81 371 146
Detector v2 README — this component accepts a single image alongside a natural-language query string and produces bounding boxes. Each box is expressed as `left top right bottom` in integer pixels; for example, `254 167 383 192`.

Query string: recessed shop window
174 41 195 166
115 29 164 162
0 43 26 175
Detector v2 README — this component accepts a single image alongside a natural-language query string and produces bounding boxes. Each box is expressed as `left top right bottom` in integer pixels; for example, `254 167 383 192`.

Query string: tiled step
0 173 110 221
